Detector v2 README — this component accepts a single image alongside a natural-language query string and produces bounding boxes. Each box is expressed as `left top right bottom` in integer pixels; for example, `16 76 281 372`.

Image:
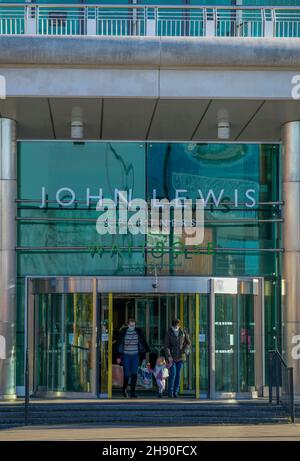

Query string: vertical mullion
92 278 98 396
108 292 113 398
180 293 184 394
61 294 66 392
209 282 216 398
195 293 200 399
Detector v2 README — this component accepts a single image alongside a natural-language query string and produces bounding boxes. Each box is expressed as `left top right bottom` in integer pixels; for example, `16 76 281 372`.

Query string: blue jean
122 353 139 379
168 361 183 396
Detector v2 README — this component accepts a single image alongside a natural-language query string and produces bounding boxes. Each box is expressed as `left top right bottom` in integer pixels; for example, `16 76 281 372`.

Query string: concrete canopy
1 36 300 141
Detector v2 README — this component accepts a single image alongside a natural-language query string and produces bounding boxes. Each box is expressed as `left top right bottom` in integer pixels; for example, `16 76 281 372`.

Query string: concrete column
282 121 300 395
0 118 17 399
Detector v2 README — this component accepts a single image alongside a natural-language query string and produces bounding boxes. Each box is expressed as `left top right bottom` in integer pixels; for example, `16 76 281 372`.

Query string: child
147 356 173 398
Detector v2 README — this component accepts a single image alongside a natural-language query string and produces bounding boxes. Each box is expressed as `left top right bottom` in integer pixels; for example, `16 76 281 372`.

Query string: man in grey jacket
164 319 191 398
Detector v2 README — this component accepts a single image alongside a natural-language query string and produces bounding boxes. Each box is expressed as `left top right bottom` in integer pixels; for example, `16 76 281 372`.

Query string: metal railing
268 349 295 423
1 4 300 38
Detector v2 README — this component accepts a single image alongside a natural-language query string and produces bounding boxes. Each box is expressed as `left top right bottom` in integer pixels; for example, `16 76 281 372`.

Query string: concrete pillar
282 121 300 395
0 118 17 399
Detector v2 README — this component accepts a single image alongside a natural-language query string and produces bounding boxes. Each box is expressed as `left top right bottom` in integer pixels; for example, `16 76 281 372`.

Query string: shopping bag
162 367 169 379
112 364 124 387
137 360 153 389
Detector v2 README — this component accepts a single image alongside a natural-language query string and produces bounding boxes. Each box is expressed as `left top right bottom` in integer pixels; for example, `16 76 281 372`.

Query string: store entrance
110 294 206 397
27 276 264 399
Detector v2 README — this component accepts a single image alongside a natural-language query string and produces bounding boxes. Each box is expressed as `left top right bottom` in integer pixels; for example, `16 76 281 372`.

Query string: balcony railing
1 4 300 38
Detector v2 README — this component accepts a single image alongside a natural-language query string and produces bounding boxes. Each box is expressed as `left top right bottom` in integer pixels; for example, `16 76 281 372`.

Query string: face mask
172 326 180 332
128 324 135 330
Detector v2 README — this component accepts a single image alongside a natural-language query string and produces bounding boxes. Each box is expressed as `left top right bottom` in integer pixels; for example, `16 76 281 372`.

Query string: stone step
0 402 284 410
0 407 286 416
0 417 289 426
0 401 292 426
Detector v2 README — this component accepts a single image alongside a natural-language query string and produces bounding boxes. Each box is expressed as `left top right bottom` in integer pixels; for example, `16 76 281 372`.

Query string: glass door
34 293 95 395
214 293 255 394
214 294 238 393
210 278 262 398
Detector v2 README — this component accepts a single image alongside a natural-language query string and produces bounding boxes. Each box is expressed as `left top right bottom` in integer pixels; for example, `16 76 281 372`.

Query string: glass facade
16 141 281 391
17 142 280 278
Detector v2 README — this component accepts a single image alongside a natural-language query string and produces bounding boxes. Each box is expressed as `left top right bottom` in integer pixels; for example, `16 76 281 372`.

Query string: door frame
25 275 264 399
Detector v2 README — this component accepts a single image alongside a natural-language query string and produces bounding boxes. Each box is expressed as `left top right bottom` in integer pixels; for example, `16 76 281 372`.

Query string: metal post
263 8 273 38
108 293 113 399
24 276 29 424
195 293 200 399
132 0 137 36
146 7 156 37
205 8 216 37
179 293 184 394
24 5 37 35
269 353 273 403
276 356 280 405
0 118 17 400
288 367 295 422
24 347 29 425
282 121 300 396
209 281 216 399
86 7 97 36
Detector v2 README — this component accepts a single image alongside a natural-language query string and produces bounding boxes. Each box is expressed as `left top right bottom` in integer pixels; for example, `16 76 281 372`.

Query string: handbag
112 364 124 387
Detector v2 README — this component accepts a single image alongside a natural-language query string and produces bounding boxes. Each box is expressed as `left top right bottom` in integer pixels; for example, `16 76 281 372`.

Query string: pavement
1 424 300 441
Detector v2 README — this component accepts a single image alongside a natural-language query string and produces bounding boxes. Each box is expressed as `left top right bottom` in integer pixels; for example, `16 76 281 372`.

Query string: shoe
168 393 173 398
158 392 162 398
173 394 178 398
122 389 129 398
130 392 137 398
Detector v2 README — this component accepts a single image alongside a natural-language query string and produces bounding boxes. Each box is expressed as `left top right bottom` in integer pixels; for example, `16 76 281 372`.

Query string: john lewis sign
39 187 257 209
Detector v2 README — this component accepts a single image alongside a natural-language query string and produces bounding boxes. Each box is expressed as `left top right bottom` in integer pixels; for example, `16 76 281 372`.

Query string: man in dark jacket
116 318 150 398
164 319 191 398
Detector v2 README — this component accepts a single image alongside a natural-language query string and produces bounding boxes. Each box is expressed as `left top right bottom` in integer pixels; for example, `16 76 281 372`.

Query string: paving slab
1 423 300 441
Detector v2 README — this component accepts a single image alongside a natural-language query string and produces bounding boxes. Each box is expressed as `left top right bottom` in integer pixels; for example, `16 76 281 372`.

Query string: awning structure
1 36 300 141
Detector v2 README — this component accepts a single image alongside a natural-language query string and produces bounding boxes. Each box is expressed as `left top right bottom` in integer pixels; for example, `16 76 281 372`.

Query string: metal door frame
25 275 264 399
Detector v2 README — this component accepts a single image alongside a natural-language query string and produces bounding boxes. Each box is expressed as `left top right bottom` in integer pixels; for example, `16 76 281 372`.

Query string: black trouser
130 373 137 397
